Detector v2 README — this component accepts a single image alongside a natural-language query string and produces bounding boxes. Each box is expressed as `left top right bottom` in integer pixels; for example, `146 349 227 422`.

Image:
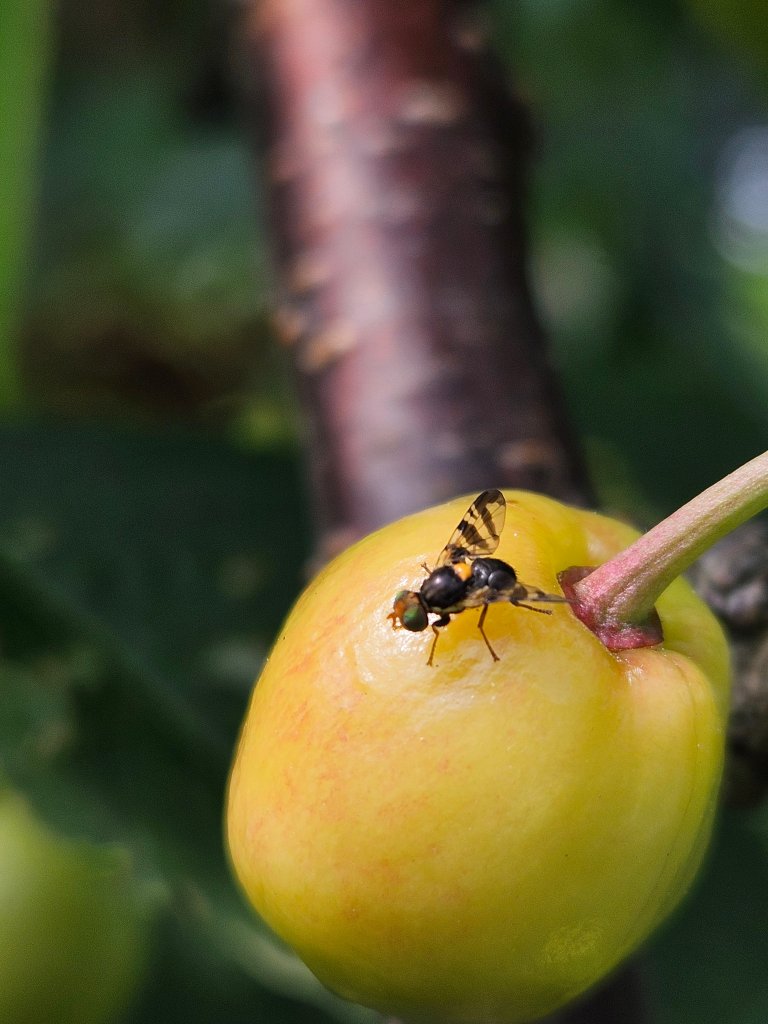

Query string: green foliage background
2 0 768 1021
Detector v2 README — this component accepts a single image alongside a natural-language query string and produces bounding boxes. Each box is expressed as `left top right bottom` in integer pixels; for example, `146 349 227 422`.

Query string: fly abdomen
471 557 517 592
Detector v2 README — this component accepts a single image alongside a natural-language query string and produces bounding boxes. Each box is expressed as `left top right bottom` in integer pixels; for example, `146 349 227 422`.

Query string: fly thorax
421 567 470 608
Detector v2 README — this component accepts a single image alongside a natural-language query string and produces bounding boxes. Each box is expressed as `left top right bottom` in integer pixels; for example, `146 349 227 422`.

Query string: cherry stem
571 449 768 631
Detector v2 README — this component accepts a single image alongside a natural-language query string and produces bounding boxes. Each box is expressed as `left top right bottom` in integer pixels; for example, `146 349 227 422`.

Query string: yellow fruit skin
226 492 729 1024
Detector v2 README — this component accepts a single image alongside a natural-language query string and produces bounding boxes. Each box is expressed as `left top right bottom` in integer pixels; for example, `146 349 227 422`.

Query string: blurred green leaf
647 806 768 1024
491 0 768 511
26 72 284 426
685 0 768 75
0 0 51 407
37 72 268 344
0 422 365 1024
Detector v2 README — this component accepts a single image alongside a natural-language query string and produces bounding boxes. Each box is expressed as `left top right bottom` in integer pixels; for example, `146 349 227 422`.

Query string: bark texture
246 0 587 559
693 520 768 805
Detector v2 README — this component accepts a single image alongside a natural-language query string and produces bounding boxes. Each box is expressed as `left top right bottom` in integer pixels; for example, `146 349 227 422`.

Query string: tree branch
245 0 588 559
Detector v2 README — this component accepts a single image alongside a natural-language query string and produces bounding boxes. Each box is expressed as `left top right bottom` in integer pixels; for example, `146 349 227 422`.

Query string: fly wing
435 489 506 567
448 580 568 612
510 581 570 605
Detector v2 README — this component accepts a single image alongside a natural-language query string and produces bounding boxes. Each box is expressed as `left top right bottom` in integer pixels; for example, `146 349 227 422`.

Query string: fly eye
402 604 428 632
393 590 410 605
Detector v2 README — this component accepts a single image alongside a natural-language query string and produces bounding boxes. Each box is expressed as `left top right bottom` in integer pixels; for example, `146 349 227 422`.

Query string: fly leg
427 615 450 667
516 604 552 615
477 605 500 661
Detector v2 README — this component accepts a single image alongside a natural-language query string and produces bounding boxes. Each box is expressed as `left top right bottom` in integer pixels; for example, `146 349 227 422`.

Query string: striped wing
436 489 506 567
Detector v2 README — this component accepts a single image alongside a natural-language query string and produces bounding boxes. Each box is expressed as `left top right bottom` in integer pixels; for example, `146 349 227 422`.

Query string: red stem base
559 566 664 651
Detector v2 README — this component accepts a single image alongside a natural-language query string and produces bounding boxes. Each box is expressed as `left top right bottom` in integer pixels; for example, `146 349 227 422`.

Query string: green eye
394 590 409 605
402 604 428 632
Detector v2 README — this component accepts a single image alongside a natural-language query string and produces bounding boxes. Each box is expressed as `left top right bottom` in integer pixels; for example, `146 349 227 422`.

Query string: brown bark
245 0 588 559
693 521 768 805
240 1 643 1022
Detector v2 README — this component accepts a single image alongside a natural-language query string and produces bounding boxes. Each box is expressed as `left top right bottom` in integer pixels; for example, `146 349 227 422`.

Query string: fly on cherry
388 490 567 666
